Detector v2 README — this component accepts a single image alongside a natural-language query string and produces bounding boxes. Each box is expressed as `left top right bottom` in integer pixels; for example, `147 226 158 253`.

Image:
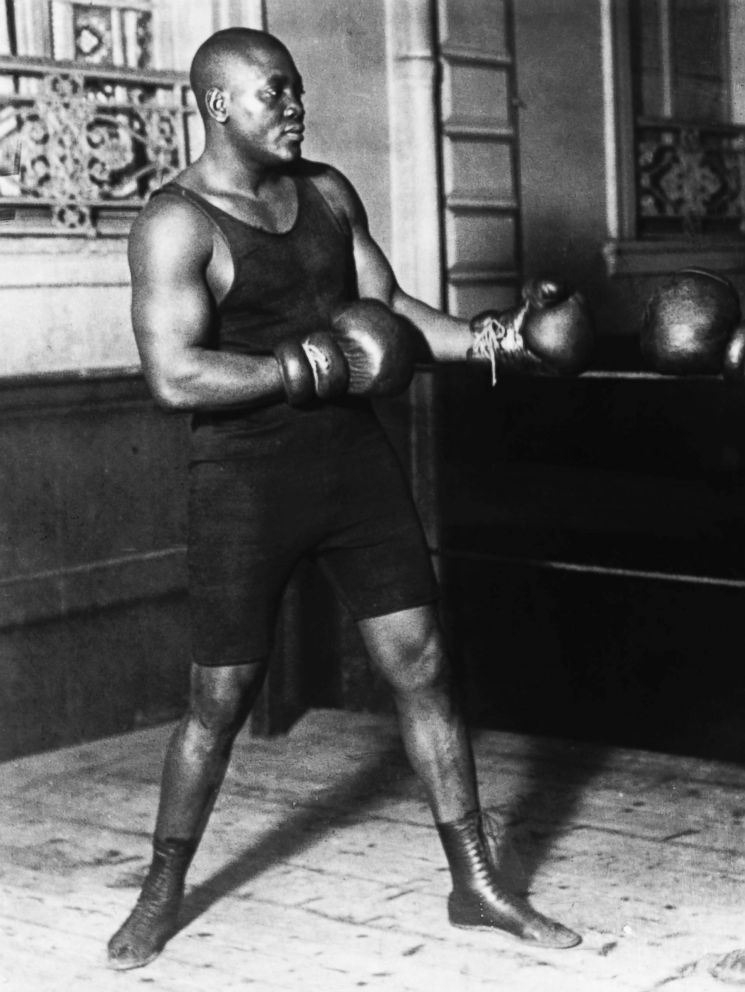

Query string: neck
196 145 287 197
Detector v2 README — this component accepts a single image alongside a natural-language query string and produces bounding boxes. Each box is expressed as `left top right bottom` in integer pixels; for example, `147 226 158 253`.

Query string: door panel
437 0 521 318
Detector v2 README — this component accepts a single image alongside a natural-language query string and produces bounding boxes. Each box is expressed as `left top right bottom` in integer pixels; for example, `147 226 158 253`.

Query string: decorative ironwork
0 56 194 234
134 10 152 70
636 121 745 237
73 5 115 64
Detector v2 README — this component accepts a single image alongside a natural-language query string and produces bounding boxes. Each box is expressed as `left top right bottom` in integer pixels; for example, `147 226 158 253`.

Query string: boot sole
448 917 581 949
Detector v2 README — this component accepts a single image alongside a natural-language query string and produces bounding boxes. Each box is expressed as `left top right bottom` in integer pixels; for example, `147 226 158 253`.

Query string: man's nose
284 98 303 120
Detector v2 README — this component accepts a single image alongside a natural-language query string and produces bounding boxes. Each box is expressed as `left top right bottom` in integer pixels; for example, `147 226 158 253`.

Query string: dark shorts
187 402 439 667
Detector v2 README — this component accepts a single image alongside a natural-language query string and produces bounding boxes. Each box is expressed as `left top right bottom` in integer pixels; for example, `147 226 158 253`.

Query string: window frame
605 0 745 277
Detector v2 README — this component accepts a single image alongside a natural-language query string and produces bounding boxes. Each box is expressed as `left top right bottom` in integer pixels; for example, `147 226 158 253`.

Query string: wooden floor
3 708 745 992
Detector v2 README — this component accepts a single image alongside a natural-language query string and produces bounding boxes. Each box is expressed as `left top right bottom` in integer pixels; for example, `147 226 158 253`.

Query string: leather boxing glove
273 331 349 406
723 322 745 380
641 267 741 375
331 298 416 397
469 277 594 383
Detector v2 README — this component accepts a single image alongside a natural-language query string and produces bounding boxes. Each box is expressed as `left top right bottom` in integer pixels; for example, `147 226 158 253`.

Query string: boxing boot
469 277 594 384
641 267 741 374
436 810 581 948
107 836 196 970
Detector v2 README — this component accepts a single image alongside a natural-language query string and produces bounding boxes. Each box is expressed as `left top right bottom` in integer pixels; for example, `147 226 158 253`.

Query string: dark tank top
152 173 377 461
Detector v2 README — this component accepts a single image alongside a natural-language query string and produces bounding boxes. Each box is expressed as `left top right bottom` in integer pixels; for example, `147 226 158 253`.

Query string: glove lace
470 304 528 385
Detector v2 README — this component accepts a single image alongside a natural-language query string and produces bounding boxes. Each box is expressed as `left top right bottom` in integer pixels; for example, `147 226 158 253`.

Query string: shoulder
128 185 214 274
292 159 367 226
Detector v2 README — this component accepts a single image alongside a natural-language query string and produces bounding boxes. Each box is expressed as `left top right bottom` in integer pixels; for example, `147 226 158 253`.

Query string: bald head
190 28 291 121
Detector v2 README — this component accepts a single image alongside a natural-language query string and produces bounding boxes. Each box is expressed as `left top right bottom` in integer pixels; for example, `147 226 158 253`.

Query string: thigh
315 432 439 620
188 460 300 667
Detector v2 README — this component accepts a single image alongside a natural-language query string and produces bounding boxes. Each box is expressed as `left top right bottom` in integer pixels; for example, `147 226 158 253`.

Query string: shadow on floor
177 733 415 931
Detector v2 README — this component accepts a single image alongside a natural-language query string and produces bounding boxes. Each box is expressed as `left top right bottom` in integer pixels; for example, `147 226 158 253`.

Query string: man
107 27 592 970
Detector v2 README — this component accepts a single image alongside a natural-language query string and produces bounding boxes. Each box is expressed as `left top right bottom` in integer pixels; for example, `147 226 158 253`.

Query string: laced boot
436 810 581 949
107 836 197 970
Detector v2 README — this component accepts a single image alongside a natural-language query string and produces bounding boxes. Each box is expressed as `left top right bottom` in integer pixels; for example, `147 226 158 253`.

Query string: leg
357 604 477 822
358 605 580 949
107 659 268 970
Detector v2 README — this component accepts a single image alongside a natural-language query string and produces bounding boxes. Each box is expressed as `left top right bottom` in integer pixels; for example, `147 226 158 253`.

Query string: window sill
603 239 745 278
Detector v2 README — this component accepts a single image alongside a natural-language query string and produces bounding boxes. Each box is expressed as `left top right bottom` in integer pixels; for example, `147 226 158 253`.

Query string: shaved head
190 28 291 120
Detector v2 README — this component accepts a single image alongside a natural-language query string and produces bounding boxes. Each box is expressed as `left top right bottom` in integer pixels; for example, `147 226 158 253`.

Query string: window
0 0 197 235
614 0 745 246
628 0 744 240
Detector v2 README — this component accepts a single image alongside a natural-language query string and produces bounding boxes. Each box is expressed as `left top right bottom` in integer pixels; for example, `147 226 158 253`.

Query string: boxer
107 27 592 970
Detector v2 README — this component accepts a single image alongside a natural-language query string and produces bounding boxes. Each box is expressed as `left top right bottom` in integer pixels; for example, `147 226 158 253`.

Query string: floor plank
3 708 745 991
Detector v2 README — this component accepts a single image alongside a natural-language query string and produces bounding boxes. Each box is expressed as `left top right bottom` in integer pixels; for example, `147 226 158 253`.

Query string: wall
513 0 617 331
0 239 139 377
267 0 393 257
0 375 191 758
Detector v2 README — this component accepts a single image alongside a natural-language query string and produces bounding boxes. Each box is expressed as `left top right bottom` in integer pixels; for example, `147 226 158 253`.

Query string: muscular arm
128 197 283 411
313 167 472 361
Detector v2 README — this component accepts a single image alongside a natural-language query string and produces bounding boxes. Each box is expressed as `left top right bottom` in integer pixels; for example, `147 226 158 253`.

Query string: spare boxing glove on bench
468 277 594 384
723 322 745 381
641 267 741 375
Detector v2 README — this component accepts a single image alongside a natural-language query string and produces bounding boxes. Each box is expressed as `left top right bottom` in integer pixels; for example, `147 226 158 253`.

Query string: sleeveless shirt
152 173 373 461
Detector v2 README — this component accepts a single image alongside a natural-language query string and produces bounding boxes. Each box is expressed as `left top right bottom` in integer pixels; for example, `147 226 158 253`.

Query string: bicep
128 209 214 381
352 224 398 302
319 167 399 303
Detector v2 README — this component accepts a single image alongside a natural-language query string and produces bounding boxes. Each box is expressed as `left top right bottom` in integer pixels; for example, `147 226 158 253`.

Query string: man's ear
205 87 229 123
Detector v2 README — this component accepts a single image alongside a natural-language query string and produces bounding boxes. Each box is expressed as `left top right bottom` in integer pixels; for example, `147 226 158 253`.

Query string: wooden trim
0 52 189 85
447 264 519 284
603 238 745 277
439 44 511 68
446 194 518 212
0 367 147 413
442 119 514 140
610 0 637 240
384 0 444 309
0 548 186 630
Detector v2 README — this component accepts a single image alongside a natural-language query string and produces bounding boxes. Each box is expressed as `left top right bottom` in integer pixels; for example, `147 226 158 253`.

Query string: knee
388 625 451 695
187 663 266 744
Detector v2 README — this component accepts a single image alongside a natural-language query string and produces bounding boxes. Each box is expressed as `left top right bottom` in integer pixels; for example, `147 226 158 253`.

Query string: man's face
225 46 305 164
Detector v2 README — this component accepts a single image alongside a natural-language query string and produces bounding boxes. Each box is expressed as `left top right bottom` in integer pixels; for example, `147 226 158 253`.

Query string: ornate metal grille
636 119 745 238
0 55 195 235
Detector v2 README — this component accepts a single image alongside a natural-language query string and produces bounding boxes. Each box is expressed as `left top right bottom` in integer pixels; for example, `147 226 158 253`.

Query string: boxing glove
331 298 416 397
641 267 741 375
469 277 594 383
273 331 349 406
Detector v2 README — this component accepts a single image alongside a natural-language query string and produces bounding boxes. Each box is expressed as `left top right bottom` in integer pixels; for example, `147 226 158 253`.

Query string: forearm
143 347 284 412
390 288 472 362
